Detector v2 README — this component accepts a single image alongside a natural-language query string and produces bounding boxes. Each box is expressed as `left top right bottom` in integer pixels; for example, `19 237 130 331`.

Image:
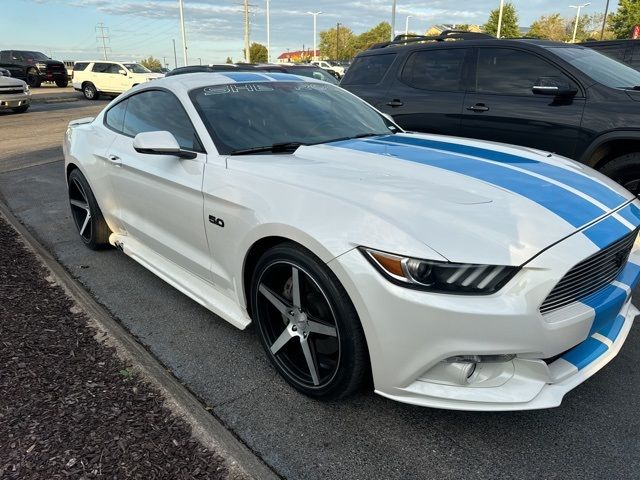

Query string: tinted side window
92 63 113 73
476 48 574 96
401 48 467 91
73 62 89 71
591 44 627 62
106 64 122 74
0 51 10 62
105 99 128 133
341 54 396 85
123 90 202 152
631 44 640 69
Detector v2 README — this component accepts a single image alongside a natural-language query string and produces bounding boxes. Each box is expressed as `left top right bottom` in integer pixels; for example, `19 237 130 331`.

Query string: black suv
0 50 68 87
341 32 640 193
581 39 640 71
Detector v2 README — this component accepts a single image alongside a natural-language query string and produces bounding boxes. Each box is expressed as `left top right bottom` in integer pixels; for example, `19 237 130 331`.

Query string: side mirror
532 77 578 97
133 131 196 159
118 69 127 75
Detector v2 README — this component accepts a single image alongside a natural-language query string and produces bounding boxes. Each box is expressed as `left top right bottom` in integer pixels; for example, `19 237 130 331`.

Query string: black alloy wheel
67 169 111 249
251 243 370 399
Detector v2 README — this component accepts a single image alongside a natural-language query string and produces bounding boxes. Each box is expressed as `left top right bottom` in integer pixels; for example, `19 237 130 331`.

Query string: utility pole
266 0 271 63
405 15 412 35
243 0 251 62
390 0 396 40
570 3 591 43
600 0 610 40
496 0 505 38
336 22 341 61
178 0 188 65
95 22 110 60
307 11 322 61
163 56 167 67
198 57 202 65
173 39 178 68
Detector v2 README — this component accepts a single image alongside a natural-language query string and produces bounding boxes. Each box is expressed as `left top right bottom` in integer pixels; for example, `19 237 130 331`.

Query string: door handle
467 104 489 112
386 99 404 107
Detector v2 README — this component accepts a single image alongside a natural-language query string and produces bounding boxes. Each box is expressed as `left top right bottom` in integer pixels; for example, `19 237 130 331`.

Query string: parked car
0 67 10 77
0 75 30 113
72 60 164 100
63 60 75 78
0 50 68 87
64 72 640 410
581 39 640 71
310 60 345 77
341 31 640 194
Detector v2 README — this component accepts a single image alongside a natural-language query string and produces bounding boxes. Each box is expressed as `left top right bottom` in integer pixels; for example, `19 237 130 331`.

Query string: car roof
580 39 640 46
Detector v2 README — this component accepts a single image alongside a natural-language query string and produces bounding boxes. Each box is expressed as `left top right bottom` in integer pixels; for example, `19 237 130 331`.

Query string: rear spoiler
68 117 94 127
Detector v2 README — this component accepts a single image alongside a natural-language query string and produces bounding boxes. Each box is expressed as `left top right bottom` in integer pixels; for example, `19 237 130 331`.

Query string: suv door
91 62 125 92
105 89 211 280
461 47 586 157
383 47 470 136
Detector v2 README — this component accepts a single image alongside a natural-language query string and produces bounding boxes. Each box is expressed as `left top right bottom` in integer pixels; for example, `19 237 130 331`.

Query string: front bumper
0 93 30 109
329 209 640 411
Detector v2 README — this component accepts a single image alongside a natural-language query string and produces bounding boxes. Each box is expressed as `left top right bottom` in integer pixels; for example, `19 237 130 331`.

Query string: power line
96 22 111 60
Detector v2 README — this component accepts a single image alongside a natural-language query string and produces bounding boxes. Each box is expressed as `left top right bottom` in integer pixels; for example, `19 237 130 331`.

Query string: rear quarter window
341 53 396 85
73 62 89 71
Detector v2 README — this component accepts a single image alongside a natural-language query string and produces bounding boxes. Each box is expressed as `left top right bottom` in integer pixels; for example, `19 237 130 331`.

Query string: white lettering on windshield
203 83 275 95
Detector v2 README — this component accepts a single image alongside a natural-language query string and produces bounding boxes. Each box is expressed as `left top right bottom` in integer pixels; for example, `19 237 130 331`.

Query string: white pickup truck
72 61 163 100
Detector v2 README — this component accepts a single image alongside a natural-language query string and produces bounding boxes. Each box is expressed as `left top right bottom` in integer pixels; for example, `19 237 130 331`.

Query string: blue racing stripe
262 72 305 81
331 138 604 228
617 261 640 290
220 72 271 82
562 337 608 370
380 136 626 209
582 283 628 335
582 215 632 249
599 314 626 342
617 203 640 227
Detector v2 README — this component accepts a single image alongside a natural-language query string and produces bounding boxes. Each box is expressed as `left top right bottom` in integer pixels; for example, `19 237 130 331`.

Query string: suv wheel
25 68 41 88
82 82 99 100
55 79 68 88
11 105 29 114
600 152 640 195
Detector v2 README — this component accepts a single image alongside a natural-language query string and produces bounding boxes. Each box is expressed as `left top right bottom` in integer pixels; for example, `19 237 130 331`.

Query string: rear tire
600 152 640 195
82 82 99 100
55 79 68 88
67 169 111 250
250 242 370 400
11 105 29 114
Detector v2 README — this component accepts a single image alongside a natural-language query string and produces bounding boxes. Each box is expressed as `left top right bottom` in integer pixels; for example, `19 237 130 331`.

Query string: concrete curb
31 94 80 104
0 200 280 480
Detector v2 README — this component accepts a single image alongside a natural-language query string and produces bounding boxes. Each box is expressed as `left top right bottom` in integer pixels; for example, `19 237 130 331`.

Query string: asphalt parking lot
2 100 640 480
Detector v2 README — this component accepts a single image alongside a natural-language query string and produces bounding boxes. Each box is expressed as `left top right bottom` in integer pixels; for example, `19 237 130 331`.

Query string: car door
91 62 122 92
3 51 24 78
106 89 211 281
382 47 471 136
461 47 586 158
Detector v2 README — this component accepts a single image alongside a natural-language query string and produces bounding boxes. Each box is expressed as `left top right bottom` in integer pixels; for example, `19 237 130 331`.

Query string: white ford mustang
63 72 640 411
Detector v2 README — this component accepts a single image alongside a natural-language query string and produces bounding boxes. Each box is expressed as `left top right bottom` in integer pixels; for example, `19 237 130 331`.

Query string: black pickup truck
0 50 68 87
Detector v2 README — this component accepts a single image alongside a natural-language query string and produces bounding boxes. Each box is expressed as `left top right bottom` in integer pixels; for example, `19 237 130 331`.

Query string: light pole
391 0 397 40
178 0 188 65
496 0 505 38
405 15 412 36
570 3 591 43
600 0 610 40
266 0 271 63
307 11 322 61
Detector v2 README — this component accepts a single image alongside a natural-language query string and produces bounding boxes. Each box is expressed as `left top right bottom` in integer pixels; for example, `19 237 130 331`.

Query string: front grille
0 88 24 95
540 228 637 314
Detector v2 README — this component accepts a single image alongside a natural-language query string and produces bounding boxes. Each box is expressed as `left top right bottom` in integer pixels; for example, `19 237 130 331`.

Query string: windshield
190 81 394 155
123 63 151 74
288 68 339 84
549 46 640 89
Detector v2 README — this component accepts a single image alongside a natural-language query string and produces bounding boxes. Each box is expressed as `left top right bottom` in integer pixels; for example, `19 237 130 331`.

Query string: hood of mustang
228 133 634 265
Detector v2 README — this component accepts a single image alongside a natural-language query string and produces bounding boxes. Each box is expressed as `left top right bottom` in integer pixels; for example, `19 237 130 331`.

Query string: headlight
360 248 519 294
24 84 30 93
36 62 47 70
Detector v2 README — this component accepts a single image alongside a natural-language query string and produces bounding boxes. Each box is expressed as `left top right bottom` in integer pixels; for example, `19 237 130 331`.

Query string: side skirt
110 233 251 330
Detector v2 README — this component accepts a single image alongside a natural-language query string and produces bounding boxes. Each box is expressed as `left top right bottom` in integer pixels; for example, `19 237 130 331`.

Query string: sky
2 0 619 66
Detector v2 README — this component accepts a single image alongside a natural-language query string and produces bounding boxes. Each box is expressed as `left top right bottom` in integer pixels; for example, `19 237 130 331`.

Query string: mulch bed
0 215 232 479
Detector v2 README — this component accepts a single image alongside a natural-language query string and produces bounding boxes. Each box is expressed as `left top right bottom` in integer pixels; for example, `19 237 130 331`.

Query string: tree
483 2 520 38
529 13 567 41
350 22 391 53
243 42 268 63
609 0 640 38
225 56 233 64
140 56 162 71
319 25 355 60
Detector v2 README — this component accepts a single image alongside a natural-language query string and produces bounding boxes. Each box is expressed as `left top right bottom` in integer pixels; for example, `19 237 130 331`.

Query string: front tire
68 169 111 250
600 152 640 195
82 82 99 100
250 243 370 400
11 105 29 114
56 79 68 88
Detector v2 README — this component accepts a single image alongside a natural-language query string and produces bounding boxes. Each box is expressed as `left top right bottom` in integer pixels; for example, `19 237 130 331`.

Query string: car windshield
288 68 339 84
549 46 640 89
123 63 151 74
190 81 394 155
